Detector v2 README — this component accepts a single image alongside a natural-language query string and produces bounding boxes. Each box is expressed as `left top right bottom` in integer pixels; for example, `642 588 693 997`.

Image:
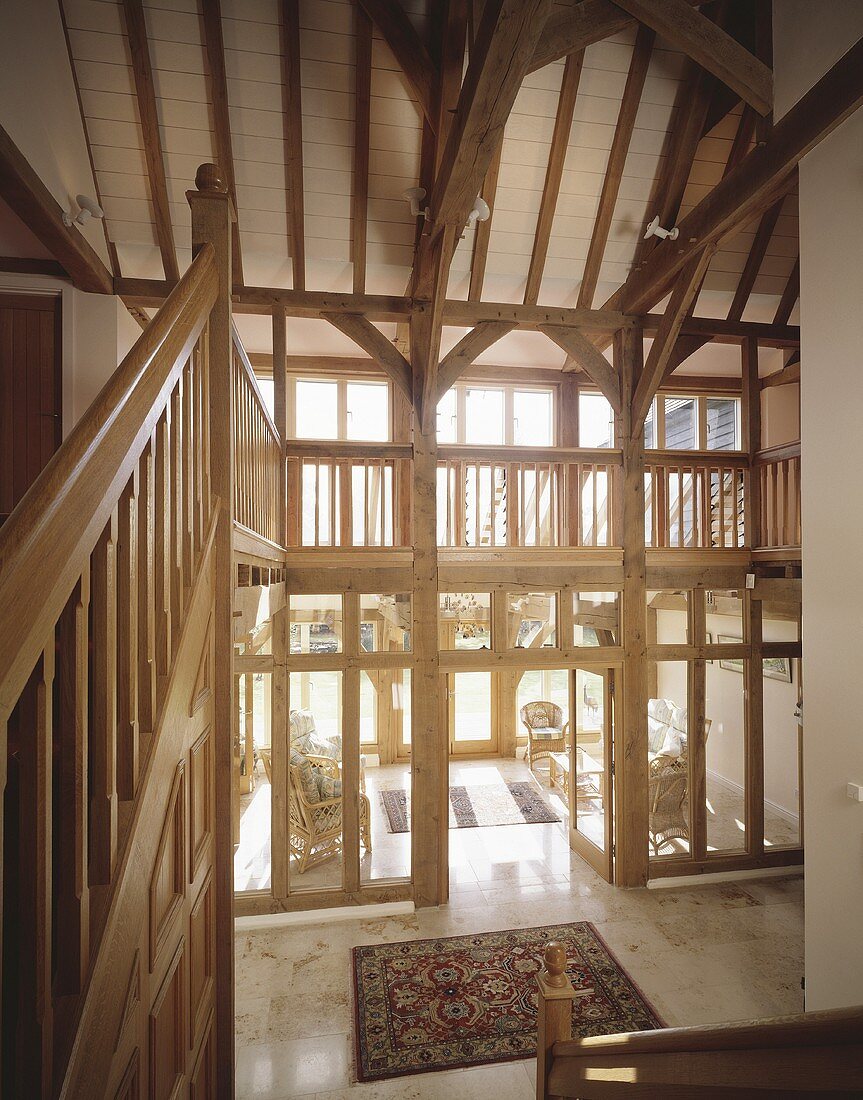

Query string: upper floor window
578 391 614 448
289 376 390 442
645 394 741 451
437 383 555 446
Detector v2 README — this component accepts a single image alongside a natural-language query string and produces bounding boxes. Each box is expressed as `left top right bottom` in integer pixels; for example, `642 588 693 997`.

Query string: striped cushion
531 727 563 740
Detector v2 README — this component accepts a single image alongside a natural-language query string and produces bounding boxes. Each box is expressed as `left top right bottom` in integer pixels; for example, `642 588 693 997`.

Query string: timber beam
540 326 621 413
323 313 413 402
0 123 113 294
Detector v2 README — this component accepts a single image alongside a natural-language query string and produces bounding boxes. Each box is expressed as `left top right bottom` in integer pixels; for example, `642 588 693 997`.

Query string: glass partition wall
647 584 803 878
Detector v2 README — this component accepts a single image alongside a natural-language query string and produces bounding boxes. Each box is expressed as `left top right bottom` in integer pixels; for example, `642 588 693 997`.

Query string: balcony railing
754 441 802 549
282 442 801 555
233 334 282 545
644 452 747 549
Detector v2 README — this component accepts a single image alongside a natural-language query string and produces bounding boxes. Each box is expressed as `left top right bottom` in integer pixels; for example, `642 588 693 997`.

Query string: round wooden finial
195 163 226 192
542 941 568 988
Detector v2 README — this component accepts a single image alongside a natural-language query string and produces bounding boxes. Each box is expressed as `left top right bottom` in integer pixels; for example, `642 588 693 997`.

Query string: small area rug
352 922 662 1081
379 782 560 833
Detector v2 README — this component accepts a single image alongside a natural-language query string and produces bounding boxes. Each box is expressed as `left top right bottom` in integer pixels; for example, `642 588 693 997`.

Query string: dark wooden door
0 292 62 526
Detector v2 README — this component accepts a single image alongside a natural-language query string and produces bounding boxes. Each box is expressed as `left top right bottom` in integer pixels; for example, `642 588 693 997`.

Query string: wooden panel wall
0 292 61 525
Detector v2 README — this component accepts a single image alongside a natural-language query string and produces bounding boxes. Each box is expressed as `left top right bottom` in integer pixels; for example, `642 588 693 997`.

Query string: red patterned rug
352 922 663 1082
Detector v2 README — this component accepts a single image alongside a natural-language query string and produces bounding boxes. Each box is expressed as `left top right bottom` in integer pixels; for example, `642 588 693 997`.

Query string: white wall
775 0 863 1011
762 383 800 447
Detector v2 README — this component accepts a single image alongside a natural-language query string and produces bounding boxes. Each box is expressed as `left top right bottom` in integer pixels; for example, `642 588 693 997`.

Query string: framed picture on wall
763 656 793 683
717 635 793 683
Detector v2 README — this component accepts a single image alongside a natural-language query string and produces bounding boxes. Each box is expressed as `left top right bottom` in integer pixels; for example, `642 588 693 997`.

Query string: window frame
287 373 392 442
440 380 558 447
645 392 742 452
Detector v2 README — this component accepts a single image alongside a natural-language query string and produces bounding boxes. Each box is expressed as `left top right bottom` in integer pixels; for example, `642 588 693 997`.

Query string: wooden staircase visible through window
0 165 249 1099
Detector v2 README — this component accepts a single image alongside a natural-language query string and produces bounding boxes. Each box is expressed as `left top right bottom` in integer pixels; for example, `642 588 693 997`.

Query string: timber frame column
616 323 649 887
410 413 447 907
188 163 235 1094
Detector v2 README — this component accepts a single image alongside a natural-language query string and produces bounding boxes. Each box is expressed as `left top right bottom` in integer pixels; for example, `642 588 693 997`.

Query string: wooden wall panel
189 871 214 1049
149 764 186 970
148 940 185 1100
189 727 213 883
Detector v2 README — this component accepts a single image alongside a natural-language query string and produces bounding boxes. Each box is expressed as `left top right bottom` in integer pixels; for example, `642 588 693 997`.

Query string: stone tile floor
235 859 804 1099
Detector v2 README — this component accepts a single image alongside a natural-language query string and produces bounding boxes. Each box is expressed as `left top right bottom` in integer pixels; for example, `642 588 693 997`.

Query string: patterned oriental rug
352 923 663 1082
379 782 560 833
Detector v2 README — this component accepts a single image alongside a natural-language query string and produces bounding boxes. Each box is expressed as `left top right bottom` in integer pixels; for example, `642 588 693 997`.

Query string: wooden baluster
90 512 118 889
676 466 684 547
55 570 91 999
362 459 370 546
591 464 598 547
655 467 665 547
771 461 779 546
153 412 172 676
192 341 205 553
793 455 802 543
574 463 582 546
182 358 195 577
17 644 55 1096
287 456 300 546
782 459 791 545
700 467 710 549
137 439 156 737
337 460 350 546
380 460 387 546
535 942 580 1100
116 471 139 807
717 466 726 548
201 326 212 522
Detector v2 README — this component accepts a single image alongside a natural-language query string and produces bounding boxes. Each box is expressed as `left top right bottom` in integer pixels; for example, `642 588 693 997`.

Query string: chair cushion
531 727 563 740
290 748 320 803
658 725 684 759
648 715 670 754
290 709 317 742
316 772 342 800
307 733 341 760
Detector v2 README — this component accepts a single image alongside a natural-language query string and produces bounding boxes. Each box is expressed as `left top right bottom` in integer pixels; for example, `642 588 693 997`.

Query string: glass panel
507 591 556 649
706 655 747 855
465 387 504 444
347 381 389 441
360 593 412 652
573 591 620 646
648 661 690 859
574 669 608 852
436 388 457 443
644 399 656 449
452 671 492 743
763 655 801 849
289 670 343 890
360 670 377 745
706 397 740 451
439 592 492 649
361 669 412 883
647 590 689 644
301 461 333 545
664 396 696 449
579 392 614 448
513 389 553 446
235 671 272 892
289 594 343 654
707 589 744 645
254 375 275 421
295 379 338 439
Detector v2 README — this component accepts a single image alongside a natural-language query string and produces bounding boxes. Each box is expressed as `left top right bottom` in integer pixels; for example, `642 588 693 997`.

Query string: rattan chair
648 718 712 855
289 754 372 874
520 700 569 775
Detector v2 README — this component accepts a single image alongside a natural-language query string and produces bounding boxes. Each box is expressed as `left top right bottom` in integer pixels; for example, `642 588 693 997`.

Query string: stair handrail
0 243 218 721
535 943 863 1098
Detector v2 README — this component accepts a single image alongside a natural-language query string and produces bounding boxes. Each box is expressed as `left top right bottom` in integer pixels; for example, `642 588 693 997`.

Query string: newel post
536 942 580 1100
187 162 235 1097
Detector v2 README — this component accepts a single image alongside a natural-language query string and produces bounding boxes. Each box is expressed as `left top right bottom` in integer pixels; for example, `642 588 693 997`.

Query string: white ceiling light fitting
643 214 679 241
403 186 429 220
63 194 105 228
466 195 490 230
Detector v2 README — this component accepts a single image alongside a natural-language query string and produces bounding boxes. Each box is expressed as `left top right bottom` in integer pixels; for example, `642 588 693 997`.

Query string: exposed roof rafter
121 0 179 283
352 7 372 295
358 0 439 127
280 0 305 291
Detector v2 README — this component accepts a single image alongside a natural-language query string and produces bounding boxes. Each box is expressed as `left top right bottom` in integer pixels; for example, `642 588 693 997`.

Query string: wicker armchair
520 701 569 775
289 753 372 874
648 718 712 855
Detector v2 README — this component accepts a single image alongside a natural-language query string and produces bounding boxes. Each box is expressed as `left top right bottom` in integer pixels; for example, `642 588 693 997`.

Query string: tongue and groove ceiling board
57 0 797 366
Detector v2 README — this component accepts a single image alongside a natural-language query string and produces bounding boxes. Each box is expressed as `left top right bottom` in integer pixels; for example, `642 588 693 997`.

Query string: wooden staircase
0 166 240 1098
535 943 863 1098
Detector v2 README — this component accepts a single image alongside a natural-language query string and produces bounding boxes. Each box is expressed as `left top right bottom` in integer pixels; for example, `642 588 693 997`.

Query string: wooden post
617 323 649 887
746 591 765 857
742 336 761 547
535 941 580 1100
271 605 289 900
188 161 235 1096
272 307 287 547
411 418 447 906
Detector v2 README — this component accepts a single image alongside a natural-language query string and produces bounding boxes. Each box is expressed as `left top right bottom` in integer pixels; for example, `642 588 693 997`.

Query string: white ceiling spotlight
63 194 105 228
403 186 429 220
466 195 490 230
643 214 679 241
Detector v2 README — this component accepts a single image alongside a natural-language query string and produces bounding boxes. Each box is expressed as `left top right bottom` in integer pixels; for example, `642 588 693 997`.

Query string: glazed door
568 666 616 880
448 671 498 755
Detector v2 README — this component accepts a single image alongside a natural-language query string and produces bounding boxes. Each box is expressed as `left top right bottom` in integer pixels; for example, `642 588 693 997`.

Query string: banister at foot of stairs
534 942 863 1098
